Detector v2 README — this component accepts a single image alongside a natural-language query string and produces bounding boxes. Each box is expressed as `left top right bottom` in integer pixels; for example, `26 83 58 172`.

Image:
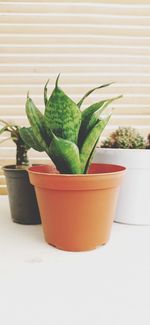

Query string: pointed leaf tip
77 82 116 108
116 94 123 100
55 73 61 88
44 79 50 107
45 79 49 88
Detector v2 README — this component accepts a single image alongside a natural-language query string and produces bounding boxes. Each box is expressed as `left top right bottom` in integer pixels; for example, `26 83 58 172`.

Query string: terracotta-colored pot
28 164 126 251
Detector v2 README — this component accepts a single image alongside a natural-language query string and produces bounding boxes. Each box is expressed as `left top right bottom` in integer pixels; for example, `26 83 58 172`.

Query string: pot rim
2 165 28 171
2 164 44 172
97 148 149 152
94 148 150 169
28 163 126 177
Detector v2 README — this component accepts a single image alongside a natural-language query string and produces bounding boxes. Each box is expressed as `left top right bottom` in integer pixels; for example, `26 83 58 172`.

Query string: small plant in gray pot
0 119 41 224
93 127 150 225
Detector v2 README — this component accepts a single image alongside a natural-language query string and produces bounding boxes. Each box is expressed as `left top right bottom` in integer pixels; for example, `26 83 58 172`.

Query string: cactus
146 133 150 149
0 120 30 167
101 127 146 149
20 75 121 174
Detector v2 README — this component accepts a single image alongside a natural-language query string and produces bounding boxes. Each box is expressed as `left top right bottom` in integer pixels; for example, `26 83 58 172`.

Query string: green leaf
44 74 81 144
26 96 51 153
0 119 15 133
44 79 49 107
0 126 7 135
49 133 81 174
78 95 122 148
80 115 111 173
19 127 44 152
84 137 100 174
77 82 114 108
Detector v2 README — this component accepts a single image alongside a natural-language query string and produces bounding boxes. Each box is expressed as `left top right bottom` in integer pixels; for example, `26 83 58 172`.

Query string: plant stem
16 142 29 166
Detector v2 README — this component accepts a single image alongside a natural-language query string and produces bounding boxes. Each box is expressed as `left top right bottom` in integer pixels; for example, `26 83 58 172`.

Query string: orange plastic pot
28 163 126 252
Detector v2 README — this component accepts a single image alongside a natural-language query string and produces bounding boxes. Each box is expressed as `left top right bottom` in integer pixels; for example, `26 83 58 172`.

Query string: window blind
0 0 150 194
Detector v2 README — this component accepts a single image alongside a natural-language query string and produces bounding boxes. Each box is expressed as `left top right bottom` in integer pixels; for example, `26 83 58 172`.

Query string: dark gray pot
3 165 41 225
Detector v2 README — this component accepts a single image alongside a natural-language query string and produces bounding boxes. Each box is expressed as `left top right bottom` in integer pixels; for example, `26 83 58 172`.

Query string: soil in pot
28 163 125 251
3 165 41 225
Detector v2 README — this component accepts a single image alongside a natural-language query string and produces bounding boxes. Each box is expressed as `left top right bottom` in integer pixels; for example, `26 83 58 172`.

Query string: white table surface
0 196 150 325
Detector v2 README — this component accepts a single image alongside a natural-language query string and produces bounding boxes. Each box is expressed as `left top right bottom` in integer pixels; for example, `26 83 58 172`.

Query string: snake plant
20 75 122 174
0 119 29 167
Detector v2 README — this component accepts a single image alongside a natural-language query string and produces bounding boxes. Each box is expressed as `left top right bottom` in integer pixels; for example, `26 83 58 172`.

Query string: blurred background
0 0 150 193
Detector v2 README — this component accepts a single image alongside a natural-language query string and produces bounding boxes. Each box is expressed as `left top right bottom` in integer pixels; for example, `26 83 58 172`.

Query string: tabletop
0 196 150 325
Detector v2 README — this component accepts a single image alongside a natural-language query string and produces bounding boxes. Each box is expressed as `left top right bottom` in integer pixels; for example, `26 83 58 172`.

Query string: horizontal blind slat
0 55 150 65
1 25 150 37
1 85 150 95
0 95 150 105
0 34 150 42
0 75 150 84
1 1 150 10
1 15 150 25
1 46 150 56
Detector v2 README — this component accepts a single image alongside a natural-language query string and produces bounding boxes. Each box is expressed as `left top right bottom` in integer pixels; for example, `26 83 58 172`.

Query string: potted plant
0 120 41 224
20 75 126 251
146 133 150 149
93 127 150 225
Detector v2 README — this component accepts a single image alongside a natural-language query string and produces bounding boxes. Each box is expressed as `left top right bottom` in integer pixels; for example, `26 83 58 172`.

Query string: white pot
93 148 150 225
